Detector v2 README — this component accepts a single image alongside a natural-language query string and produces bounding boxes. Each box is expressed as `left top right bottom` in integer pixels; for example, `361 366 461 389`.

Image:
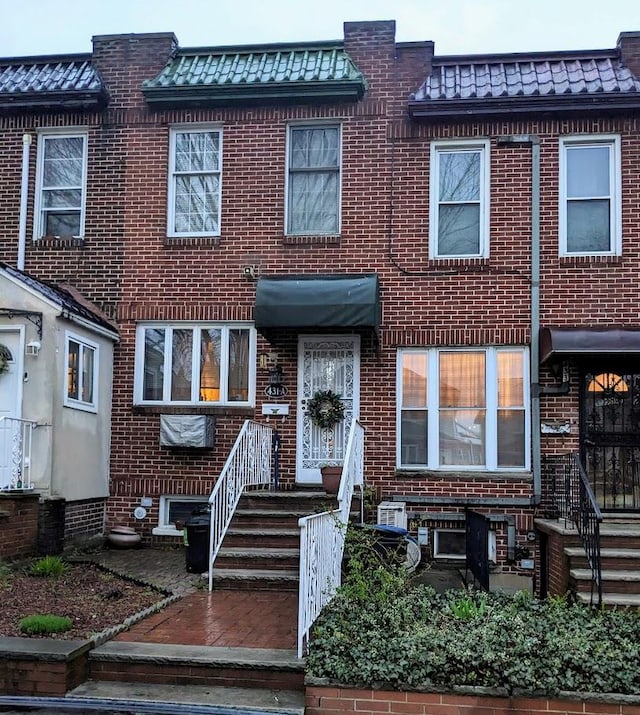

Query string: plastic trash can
185 512 211 574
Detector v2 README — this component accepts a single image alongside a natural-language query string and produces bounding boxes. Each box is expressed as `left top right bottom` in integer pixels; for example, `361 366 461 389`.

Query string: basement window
153 496 209 536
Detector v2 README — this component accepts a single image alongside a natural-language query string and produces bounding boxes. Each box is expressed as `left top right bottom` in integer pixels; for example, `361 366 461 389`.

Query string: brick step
238 489 334 511
212 567 299 591
565 546 640 570
216 547 300 570
87 642 304 692
576 591 640 609
570 568 640 594
224 527 301 549
232 509 312 529
599 522 640 550
68 679 305 714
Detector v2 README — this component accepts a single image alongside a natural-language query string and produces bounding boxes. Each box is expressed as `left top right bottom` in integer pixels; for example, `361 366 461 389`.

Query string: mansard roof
0 54 108 110
142 42 367 107
409 49 640 118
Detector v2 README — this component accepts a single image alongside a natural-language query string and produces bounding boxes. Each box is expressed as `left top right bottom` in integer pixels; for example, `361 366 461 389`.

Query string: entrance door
581 368 640 511
0 331 23 489
296 335 360 484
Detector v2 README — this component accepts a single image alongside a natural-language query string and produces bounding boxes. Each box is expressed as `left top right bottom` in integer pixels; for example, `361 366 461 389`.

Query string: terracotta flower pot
321 466 342 494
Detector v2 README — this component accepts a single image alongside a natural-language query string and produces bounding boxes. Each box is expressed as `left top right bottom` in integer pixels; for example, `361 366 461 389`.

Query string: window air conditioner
376 501 407 529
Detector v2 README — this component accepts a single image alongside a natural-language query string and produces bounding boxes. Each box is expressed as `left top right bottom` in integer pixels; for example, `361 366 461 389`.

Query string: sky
0 0 639 58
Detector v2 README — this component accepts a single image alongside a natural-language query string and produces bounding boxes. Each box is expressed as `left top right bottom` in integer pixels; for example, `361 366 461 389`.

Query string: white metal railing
297 418 364 658
207 420 274 591
0 417 36 491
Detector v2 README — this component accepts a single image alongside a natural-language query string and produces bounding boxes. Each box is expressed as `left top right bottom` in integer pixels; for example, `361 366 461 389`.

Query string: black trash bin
349 523 408 566
185 511 211 574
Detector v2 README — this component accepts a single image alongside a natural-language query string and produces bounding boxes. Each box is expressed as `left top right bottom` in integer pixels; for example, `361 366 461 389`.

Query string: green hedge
307 573 640 695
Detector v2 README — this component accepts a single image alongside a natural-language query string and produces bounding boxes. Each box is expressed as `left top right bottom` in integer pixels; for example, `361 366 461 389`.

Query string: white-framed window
397 347 529 470
433 529 466 559
559 135 621 256
134 322 256 406
34 129 88 239
154 496 209 536
168 125 222 237
286 123 341 235
429 139 490 258
64 332 98 412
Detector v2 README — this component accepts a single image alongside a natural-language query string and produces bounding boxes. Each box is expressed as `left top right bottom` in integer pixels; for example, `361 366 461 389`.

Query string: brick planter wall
0 493 39 560
305 686 640 715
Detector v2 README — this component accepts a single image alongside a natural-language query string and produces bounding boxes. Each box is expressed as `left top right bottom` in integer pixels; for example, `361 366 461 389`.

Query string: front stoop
67 680 305 714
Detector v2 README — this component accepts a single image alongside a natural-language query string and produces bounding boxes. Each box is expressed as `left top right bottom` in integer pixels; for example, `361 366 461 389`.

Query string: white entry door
296 335 360 484
0 331 23 489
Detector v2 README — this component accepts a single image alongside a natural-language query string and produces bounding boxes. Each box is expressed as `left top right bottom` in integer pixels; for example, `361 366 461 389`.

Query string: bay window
397 347 529 470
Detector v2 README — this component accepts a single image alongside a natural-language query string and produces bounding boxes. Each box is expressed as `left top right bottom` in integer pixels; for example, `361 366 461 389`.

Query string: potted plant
319 463 343 494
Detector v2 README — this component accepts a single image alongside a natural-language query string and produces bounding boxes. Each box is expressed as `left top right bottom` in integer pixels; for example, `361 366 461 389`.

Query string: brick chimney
343 21 397 101
617 31 640 80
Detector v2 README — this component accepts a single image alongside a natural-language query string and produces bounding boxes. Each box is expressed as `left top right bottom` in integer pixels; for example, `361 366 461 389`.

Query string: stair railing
207 420 274 591
297 418 364 658
0 417 36 491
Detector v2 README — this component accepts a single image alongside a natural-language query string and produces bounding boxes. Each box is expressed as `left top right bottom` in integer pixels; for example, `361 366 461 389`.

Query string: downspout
497 134 541 505
18 133 32 271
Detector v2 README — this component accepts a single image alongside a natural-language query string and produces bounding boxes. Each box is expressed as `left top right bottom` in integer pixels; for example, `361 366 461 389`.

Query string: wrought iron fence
0 416 35 491
541 452 602 607
297 418 364 658
466 509 490 591
207 420 274 591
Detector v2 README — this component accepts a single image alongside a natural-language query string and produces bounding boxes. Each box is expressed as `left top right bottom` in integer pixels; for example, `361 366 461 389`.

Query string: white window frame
429 139 490 259
396 347 530 471
559 134 621 256
153 495 209 536
34 128 88 240
433 529 466 559
64 331 99 413
168 124 223 237
133 322 256 406
285 122 342 236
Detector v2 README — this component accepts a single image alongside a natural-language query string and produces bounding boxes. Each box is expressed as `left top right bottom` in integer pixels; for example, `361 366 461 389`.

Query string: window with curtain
397 347 528 470
65 332 98 412
287 125 340 235
430 139 489 258
35 131 88 239
560 135 620 256
168 126 222 237
135 323 255 406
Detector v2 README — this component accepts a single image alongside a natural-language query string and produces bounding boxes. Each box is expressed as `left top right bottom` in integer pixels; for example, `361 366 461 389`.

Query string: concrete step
576 591 640 609
232 509 312 529
225 527 300 549
599 522 640 549
67 679 306 714
212 568 299 591
570 568 640 594
216 547 300 570
239 490 332 510
88 642 304 692
565 546 640 570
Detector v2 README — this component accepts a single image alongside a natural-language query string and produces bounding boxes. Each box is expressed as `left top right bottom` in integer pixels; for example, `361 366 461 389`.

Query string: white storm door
296 335 360 484
0 331 24 489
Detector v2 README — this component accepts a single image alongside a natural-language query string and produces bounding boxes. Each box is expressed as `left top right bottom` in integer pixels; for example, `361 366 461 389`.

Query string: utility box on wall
159 415 214 448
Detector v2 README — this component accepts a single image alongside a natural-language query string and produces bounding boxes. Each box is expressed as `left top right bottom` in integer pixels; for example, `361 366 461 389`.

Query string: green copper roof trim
142 45 367 107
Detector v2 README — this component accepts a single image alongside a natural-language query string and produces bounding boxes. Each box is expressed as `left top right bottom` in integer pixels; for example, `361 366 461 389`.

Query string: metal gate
581 369 640 511
465 509 490 591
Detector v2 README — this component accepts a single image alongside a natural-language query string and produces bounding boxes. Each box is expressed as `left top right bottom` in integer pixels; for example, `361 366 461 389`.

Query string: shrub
29 556 68 578
19 614 73 635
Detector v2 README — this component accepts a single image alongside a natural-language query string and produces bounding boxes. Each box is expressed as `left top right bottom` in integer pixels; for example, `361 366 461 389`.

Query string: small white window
559 135 621 256
34 130 88 239
168 126 222 237
64 332 98 412
134 322 256 406
433 529 466 559
154 496 209 536
286 124 341 235
430 139 490 258
397 347 529 471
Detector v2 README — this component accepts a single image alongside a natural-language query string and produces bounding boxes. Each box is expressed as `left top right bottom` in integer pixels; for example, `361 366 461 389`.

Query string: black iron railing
541 453 602 608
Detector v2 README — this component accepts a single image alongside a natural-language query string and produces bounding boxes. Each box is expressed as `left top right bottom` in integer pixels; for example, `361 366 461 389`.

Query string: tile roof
1 263 118 337
142 44 367 106
0 56 107 109
410 51 640 117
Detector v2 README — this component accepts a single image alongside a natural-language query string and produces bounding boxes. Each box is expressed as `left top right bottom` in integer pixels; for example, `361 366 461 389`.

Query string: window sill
164 236 221 247
152 526 184 537
133 405 254 416
33 236 85 249
395 468 533 481
558 254 622 266
282 234 341 247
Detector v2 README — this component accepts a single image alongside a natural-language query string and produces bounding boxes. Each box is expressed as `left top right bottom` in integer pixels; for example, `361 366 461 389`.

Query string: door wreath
307 389 345 429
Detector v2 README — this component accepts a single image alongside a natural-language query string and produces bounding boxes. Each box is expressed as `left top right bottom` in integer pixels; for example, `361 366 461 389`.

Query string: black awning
254 274 380 334
540 327 640 363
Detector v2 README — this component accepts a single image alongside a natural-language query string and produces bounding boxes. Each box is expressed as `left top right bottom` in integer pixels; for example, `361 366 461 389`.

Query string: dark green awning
540 326 640 363
254 274 380 334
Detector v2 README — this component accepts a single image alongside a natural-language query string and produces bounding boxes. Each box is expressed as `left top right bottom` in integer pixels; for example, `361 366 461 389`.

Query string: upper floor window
65 332 98 412
559 135 621 256
168 126 222 237
397 347 529 471
430 139 490 258
286 124 340 235
35 131 88 239
134 323 255 406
